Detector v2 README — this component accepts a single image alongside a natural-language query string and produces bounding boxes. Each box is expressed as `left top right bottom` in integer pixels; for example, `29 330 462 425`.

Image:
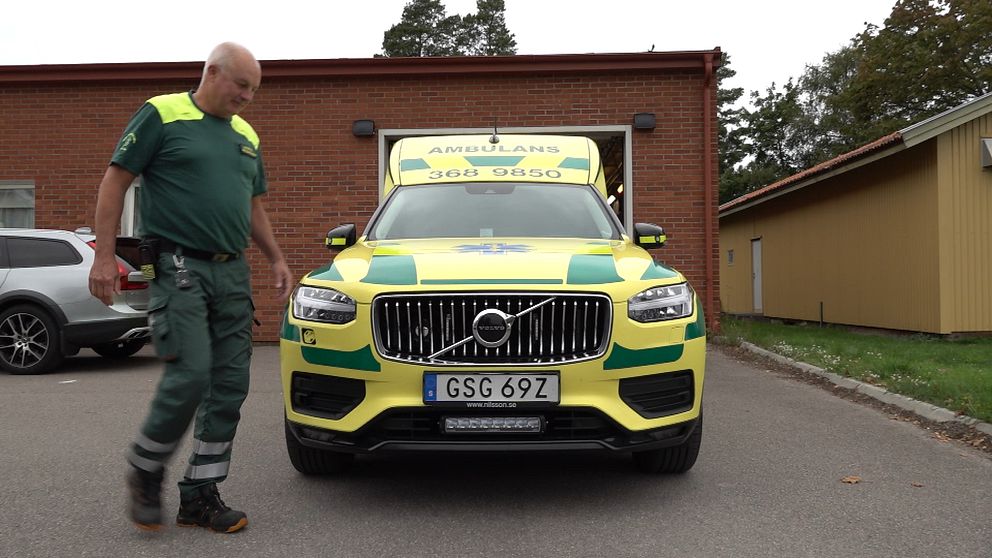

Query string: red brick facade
0 52 721 341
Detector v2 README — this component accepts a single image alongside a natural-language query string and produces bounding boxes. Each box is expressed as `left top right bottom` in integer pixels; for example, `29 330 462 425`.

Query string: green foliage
720 0 992 204
381 0 462 57
464 0 517 56
381 0 516 57
721 316 992 423
717 53 746 201
719 77 822 203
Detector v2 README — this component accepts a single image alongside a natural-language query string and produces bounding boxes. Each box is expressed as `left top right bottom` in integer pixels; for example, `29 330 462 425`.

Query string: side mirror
325 223 357 250
633 223 667 249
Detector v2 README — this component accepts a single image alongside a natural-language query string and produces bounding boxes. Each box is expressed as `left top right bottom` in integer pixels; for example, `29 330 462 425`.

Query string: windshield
368 183 621 241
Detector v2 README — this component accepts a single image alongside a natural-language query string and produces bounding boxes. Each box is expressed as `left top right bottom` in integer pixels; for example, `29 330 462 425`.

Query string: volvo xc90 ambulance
280 134 705 474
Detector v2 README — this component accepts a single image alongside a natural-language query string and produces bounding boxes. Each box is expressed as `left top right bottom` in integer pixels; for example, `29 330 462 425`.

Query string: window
7 238 82 268
369 183 621 241
120 179 142 236
0 182 35 228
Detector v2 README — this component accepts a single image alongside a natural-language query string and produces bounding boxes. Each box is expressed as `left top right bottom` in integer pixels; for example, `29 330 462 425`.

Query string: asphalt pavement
1 345 989 558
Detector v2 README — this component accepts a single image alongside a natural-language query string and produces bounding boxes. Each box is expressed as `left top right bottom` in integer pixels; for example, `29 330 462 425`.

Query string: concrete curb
738 341 992 437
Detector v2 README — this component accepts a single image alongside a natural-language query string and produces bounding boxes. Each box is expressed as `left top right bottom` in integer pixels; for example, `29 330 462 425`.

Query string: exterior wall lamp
352 119 376 137
633 113 656 130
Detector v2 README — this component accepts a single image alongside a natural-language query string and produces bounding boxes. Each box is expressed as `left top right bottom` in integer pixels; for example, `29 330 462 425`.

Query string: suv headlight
628 282 694 323
292 285 356 324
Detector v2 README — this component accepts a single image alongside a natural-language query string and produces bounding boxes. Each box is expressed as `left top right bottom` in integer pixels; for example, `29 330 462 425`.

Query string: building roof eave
900 90 992 147
0 50 723 84
718 140 909 219
718 132 905 217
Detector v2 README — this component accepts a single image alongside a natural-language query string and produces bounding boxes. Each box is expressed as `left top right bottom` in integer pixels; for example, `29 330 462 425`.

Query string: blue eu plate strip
424 373 437 401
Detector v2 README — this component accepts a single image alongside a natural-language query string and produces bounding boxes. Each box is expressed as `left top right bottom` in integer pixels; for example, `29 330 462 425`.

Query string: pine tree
381 0 517 57
465 0 517 56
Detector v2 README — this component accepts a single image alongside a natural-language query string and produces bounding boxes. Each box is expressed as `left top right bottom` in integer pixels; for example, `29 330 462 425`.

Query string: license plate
424 373 559 405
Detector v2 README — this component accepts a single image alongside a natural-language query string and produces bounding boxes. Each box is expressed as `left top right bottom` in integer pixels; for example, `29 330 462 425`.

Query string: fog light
647 425 684 440
443 416 543 433
301 427 335 443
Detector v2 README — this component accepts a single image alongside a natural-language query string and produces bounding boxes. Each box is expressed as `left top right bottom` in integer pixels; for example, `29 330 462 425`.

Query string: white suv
0 228 149 374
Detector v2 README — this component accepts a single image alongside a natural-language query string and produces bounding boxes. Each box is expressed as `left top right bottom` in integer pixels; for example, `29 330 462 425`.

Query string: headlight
292 285 356 324
628 282 694 322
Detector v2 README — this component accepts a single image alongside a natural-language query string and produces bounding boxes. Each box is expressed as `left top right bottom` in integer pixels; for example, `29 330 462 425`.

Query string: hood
304 238 683 303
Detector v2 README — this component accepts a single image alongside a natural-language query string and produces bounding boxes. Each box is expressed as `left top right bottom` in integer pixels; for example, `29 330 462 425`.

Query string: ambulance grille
372 292 612 365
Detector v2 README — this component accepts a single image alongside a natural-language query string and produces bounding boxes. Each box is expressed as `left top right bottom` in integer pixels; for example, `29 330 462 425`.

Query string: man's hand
273 260 294 301
89 253 120 305
90 164 136 306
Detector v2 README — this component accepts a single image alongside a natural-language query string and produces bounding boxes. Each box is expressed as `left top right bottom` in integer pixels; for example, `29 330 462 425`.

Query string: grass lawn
717 316 992 424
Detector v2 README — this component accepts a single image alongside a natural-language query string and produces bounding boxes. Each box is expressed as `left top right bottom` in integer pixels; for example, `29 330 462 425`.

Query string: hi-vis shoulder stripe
148 93 204 124
145 93 259 149
231 115 260 149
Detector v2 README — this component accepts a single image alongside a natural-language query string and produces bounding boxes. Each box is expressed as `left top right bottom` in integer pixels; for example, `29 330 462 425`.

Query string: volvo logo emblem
472 309 516 348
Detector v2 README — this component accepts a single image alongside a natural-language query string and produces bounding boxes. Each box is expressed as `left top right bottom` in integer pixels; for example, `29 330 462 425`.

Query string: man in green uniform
88 42 293 534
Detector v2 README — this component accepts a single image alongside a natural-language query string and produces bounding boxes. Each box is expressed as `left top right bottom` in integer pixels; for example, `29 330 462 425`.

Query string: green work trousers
127 251 253 498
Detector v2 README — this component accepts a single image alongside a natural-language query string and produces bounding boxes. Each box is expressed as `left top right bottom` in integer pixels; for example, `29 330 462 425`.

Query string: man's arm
88 164 137 305
250 196 294 300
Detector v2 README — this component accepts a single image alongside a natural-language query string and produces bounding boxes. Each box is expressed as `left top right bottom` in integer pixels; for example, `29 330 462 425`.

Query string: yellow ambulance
280 134 705 474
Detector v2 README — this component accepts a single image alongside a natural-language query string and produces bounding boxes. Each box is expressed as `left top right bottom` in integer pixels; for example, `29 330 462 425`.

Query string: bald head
194 42 261 118
202 42 259 81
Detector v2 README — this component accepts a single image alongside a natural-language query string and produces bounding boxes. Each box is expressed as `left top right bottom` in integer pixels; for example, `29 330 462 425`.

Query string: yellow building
719 93 992 334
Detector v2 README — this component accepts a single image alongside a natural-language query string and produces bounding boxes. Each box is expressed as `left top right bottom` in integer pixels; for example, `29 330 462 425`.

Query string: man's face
210 58 260 118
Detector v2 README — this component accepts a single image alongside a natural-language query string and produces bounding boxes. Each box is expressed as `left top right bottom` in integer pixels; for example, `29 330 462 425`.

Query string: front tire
632 410 702 474
0 304 63 375
285 419 354 475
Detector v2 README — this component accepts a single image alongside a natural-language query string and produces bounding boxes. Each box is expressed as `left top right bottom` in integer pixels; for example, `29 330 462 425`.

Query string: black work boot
127 466 164 531
176 483 248 533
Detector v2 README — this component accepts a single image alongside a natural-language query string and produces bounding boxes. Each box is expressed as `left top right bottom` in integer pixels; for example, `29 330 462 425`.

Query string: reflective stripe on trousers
128 432 181 472
185 461 231 480
183 438 234 480
192 439 232 456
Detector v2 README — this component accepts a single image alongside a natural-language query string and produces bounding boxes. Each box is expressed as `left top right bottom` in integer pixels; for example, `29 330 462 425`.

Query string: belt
154 238 241 262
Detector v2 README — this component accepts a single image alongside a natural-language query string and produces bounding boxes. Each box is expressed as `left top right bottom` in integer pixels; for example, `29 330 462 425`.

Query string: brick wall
0 63 719 341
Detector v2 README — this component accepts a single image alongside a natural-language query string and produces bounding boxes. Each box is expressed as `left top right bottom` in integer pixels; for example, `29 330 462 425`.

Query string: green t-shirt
111 92 266 253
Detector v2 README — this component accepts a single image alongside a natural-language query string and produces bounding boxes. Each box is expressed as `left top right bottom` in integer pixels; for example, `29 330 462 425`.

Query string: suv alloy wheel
0 304 63 374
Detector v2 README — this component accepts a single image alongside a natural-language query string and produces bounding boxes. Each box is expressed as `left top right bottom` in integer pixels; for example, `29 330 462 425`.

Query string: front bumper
287 407 700 453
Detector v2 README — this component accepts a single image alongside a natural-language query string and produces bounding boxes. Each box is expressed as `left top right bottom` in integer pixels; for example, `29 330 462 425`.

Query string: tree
720 0 992 203
717 53 748 202
720 80 818 203
832 0 992 145
464 0 517 56
797 45 865 159
381 0 516 57
719 47 830 203
381 0 465 57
